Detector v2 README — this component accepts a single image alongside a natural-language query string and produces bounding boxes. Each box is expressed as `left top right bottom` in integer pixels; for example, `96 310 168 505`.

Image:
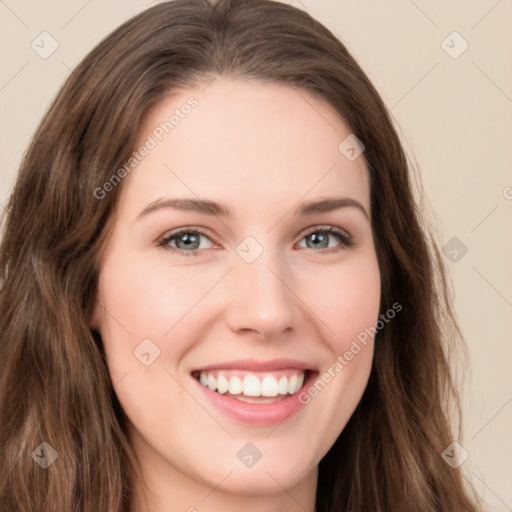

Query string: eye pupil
177 233 199 249
308 233 328 249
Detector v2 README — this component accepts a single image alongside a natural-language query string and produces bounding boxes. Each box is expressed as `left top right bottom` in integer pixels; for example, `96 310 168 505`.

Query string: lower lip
192 373 316 426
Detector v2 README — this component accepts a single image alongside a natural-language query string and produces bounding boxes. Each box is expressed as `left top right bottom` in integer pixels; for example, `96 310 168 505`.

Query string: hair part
0 0 482 510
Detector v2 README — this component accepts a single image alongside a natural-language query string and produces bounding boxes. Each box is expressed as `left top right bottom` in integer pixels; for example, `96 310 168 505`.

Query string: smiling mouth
191 369 313 404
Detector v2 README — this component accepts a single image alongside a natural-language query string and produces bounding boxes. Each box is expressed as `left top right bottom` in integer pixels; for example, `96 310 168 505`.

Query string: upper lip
191 358 317 373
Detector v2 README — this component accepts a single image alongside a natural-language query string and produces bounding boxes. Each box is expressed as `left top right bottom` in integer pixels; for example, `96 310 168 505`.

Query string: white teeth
228 375 243 395
261 375 278 397
207 374 217 391
196 370 307 398
243 375 261 396
217 374 229 394
288 374 297 394
278 376 288 394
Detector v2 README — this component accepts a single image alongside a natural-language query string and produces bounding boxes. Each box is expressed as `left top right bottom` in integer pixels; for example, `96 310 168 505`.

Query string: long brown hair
0 1 482 510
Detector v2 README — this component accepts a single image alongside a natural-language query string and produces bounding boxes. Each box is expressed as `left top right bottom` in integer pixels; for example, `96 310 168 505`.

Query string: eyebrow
136 196 369 221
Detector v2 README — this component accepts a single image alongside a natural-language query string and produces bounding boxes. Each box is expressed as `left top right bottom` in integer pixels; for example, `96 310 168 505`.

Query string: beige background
1 1 511 510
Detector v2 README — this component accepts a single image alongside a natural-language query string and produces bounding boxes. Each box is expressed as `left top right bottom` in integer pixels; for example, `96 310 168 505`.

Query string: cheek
293 254 380 411
102 260 207 327
96 254 224 376
296 254 381 350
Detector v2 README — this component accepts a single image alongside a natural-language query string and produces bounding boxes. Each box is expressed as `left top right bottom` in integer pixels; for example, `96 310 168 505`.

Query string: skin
92 77 381 512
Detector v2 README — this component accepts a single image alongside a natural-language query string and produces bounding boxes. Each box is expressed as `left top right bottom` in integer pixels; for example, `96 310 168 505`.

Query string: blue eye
298 226 353 253
158 226 353 257
158 229 213 257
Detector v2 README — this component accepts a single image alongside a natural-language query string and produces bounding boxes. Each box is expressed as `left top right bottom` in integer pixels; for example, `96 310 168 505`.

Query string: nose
223 248 298 339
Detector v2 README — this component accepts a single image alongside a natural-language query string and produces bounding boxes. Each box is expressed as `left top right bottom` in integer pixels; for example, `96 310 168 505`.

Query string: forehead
120 77 370 218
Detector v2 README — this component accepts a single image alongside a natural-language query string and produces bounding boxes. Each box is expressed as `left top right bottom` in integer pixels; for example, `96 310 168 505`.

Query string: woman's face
92 77 380 504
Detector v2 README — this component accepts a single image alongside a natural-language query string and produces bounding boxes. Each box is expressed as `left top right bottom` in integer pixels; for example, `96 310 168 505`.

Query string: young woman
0 1 482 511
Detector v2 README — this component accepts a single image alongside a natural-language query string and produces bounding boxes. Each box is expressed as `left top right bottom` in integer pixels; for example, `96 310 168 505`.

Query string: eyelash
157 225 354 257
